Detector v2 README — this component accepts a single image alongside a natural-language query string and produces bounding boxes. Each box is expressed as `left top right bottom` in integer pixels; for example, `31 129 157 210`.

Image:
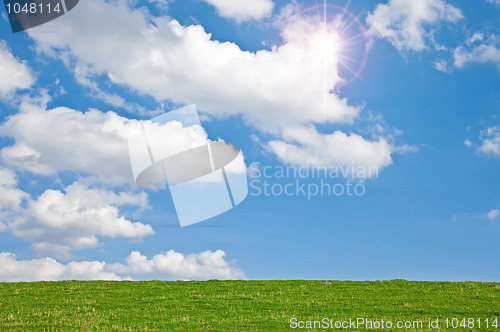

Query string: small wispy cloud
487 209 500 221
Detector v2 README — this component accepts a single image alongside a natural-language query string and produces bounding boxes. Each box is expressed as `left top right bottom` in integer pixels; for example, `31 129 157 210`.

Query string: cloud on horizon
0 250 245 282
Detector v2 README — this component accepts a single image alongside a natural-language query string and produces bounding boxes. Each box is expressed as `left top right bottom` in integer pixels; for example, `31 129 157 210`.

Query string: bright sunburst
285 3 369 91
311 30 341 61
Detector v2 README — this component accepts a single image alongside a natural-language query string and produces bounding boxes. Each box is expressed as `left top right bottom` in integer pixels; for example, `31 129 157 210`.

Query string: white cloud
107 250 245 280
464 139 472 147
366 0 463 52
4 181 153 259
437 34 500 73
202 0 274 22
486 0 500 5
466 32 484 46
487 209 500 220
0 96 219 188
148 0 169 10
0 168 28 212
0 41 35 98
267 125 393 177
28 0 358 133
453 35 500 70
0 168 29 230
434 59 451 73
477 126 500 157
0 95 140 186
271 1 301 30
0 252 122 282
0 250 245 281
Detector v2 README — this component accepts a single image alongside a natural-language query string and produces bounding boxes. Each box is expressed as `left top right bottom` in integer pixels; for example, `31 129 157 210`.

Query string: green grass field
0 280 499 331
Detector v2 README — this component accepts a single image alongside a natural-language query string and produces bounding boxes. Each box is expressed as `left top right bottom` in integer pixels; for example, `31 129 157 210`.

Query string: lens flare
284 4 369 91
312 31 341 61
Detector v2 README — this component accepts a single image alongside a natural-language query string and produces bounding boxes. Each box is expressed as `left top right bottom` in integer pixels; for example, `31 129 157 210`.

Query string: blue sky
0 0 499 281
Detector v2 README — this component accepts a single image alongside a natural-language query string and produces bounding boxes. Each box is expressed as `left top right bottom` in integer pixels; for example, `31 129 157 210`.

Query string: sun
285 3 369 91
311 30 341 61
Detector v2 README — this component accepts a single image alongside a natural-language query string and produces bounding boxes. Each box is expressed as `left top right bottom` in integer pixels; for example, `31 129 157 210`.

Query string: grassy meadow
0 280 499 331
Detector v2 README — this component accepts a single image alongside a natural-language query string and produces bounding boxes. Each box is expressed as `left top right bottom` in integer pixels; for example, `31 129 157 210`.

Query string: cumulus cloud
486 0 500 5
202 0 274 22
366 0 463 52
0 169 29 230
0 168 28 212
0 96 230 191
0 95 217 189
0 96 139 185
107 250 245 280
0 41 35 98
0 250 244 281
435 33 500 73
267 125 393 177
453 34 500 71
0 252 122 282
2 180 153 259
477 126 500 157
